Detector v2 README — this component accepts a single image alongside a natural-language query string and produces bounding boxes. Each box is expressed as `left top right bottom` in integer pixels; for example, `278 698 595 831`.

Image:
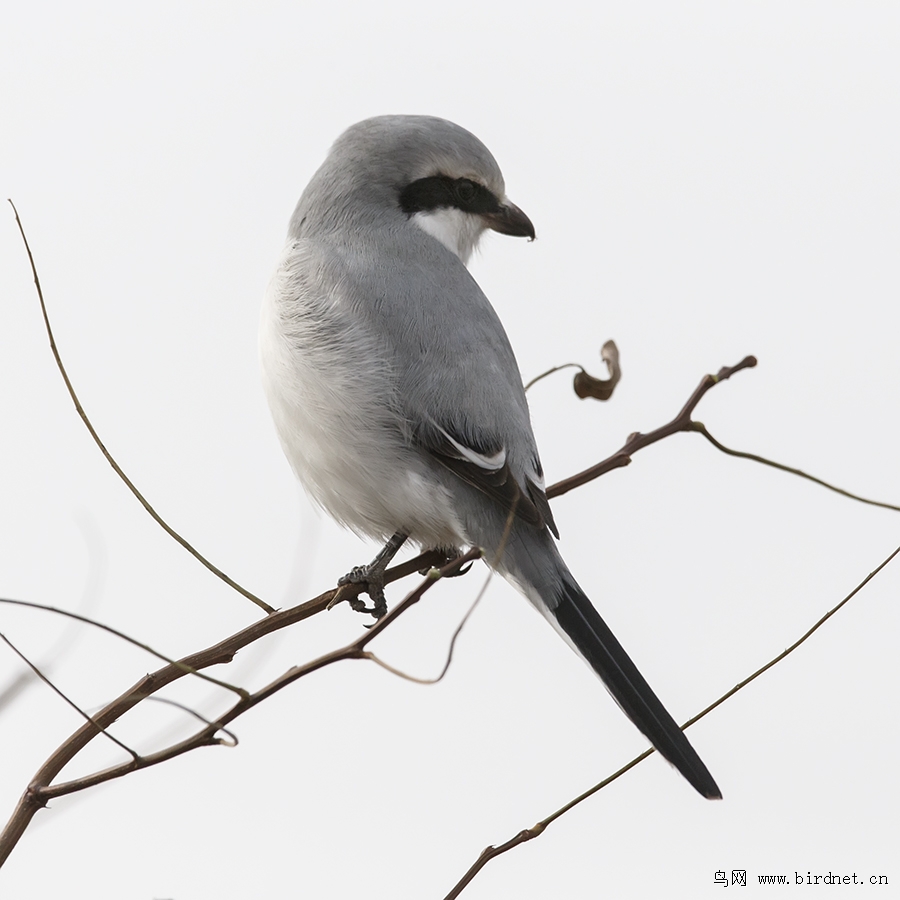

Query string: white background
1 3 898 898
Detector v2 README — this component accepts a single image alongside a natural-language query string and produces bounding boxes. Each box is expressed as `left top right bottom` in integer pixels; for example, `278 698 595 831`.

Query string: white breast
259 242 468 550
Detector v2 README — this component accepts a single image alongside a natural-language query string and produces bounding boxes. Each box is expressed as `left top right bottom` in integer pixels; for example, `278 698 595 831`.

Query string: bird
259 115 721 799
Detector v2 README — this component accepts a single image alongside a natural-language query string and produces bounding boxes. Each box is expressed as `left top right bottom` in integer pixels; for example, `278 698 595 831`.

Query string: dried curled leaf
573 340 621 401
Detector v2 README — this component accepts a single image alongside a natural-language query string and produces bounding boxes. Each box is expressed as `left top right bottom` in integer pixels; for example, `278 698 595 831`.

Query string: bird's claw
337 565 388 620
445 560 474 578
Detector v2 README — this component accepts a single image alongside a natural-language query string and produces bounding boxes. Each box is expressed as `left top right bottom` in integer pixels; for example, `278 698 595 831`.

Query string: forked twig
0 549 475 866
547 355 758 498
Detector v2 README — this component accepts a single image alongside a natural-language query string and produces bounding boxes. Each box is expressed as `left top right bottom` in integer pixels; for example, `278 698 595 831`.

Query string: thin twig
443 539 900 899
0 598 248 697
144 696 239 748
8 200 274 615
692 423 900 512
524 362 584 392
0 632 138 759
0 515 106 714
365 566 495 685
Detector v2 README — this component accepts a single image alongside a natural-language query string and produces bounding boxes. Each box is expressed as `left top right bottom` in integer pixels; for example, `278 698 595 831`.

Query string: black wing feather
415 419 556 534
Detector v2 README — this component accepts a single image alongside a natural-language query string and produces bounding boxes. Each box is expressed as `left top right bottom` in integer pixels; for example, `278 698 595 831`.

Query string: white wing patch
437 424 507 471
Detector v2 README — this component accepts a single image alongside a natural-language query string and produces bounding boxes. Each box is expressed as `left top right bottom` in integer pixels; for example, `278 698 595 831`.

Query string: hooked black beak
481 201 535 240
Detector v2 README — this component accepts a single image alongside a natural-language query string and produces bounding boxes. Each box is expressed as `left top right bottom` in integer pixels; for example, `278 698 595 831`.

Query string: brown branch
538 353 898 517
0 548 460 866
443 539 900 900
547 355 758 498
8 200 275 615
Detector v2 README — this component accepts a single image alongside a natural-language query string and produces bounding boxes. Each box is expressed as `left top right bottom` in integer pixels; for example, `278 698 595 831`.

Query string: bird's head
297 115 534 263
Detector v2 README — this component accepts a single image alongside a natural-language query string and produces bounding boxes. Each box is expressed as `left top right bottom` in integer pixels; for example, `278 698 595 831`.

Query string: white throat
411 208 485 263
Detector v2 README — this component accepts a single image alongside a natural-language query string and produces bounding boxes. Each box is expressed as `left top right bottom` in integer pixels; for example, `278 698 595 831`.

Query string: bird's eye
455 179 478 204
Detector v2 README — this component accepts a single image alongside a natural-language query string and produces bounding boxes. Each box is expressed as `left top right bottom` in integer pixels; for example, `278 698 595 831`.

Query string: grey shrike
260 115 721 799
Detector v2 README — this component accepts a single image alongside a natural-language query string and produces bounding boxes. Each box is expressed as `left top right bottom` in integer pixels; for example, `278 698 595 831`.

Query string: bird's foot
328 533 408 621
336 563 389 620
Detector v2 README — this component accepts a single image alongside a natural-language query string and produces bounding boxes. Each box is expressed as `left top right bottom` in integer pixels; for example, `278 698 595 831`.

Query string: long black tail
552 578 721 799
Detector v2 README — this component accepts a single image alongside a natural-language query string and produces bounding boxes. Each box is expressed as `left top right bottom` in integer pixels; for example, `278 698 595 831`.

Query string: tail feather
463 494 720 798
551 579 721 799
